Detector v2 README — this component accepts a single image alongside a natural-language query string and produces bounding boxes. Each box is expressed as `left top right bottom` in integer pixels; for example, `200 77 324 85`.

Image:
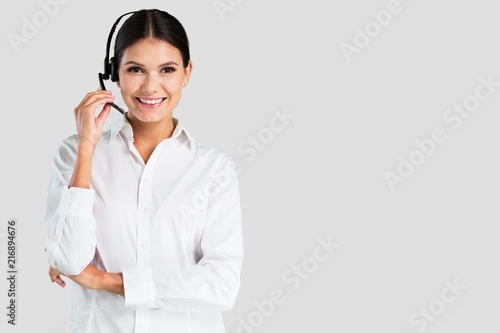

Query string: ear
116 81 120 88
184 60 193 84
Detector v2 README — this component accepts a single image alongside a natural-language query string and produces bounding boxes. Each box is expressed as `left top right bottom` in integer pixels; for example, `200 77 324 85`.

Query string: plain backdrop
1 0 499 332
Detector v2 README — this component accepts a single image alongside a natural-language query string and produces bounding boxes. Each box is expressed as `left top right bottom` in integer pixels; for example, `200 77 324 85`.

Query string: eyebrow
123 60 179 67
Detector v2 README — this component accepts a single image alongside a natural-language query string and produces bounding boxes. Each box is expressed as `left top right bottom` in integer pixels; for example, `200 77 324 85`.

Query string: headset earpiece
110 57 119 82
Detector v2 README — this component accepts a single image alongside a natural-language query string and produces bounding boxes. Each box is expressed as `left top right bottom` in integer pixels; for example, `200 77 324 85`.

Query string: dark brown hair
115 9 190 69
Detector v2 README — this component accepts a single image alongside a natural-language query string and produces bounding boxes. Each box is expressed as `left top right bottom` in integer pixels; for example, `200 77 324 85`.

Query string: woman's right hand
73 88 115 152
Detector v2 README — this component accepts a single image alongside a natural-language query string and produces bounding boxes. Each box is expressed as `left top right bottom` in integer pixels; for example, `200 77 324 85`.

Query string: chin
128 108 172 122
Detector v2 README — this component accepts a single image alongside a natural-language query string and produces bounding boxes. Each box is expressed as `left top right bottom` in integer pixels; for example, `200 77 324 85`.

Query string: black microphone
98 73 125 114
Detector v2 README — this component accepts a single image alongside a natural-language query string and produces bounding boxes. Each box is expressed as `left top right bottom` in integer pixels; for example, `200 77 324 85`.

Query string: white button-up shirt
45 115 244 333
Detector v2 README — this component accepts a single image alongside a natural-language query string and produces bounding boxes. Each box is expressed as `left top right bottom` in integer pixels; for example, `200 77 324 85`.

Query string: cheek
166 72 185 89
118 80 136 96
162 81 183 94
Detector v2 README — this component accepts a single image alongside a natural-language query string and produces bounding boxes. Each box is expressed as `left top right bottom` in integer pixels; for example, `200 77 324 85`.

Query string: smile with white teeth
137 98 165 105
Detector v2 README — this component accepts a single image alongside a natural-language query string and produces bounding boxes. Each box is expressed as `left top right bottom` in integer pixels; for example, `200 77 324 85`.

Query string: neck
126 114 176 164
126 114 176 145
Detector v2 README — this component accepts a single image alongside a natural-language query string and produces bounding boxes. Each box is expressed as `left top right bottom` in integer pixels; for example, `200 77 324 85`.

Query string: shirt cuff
123 268 155 307
67 187 95 217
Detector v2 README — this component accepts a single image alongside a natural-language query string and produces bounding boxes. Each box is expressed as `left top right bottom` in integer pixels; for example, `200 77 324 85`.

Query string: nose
141 74 160 94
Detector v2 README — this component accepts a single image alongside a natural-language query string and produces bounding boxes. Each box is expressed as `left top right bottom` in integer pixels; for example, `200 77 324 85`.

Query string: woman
45 9 243 333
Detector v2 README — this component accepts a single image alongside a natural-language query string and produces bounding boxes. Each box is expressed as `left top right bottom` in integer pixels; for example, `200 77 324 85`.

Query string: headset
98 11 137 114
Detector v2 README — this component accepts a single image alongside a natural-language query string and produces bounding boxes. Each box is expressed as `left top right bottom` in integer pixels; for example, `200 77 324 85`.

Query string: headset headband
102 11 137 80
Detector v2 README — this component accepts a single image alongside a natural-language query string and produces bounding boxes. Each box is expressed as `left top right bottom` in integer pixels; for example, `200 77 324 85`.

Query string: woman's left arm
49 263 124 296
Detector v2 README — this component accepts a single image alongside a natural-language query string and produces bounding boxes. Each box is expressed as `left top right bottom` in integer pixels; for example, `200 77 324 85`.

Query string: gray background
1 0 499 332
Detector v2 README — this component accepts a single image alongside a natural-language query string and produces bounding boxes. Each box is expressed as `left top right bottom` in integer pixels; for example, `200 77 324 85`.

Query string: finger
95 103 111 125
49 272 58 282
74 98 115 122
81 94 115 111
48 267 67 287
49 272 57 282
79 92 114 108
48 267 59 276
74 91 113 112
54 276 66 288
77 90 112 107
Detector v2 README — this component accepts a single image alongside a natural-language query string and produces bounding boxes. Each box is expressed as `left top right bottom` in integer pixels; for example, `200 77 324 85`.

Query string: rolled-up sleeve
45 136 97 275
122 153 244 311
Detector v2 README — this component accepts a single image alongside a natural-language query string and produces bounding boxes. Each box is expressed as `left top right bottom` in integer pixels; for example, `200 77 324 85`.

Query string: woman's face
117 37 192 124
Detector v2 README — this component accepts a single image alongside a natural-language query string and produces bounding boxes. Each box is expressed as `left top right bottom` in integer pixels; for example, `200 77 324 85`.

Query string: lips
136 97 166 105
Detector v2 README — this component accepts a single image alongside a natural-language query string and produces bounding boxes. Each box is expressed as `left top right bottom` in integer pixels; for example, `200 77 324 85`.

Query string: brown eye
127 67 142 73
161 67 175 74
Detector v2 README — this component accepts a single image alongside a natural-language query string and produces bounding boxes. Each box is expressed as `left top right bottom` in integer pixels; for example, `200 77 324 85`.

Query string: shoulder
194 141 235 164
177 119 237 171
191 140 239 174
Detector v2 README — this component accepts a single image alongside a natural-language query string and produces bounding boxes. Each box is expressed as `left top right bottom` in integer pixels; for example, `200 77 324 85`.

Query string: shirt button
139 243 145 249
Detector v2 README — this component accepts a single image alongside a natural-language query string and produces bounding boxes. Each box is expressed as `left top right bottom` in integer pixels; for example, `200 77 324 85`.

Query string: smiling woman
44 9 243 333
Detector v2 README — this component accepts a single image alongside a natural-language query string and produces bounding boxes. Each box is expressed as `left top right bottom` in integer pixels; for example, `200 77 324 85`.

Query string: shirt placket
134 160 154 333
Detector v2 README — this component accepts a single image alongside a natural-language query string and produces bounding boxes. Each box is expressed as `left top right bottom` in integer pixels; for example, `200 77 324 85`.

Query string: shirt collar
108 112 196 150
